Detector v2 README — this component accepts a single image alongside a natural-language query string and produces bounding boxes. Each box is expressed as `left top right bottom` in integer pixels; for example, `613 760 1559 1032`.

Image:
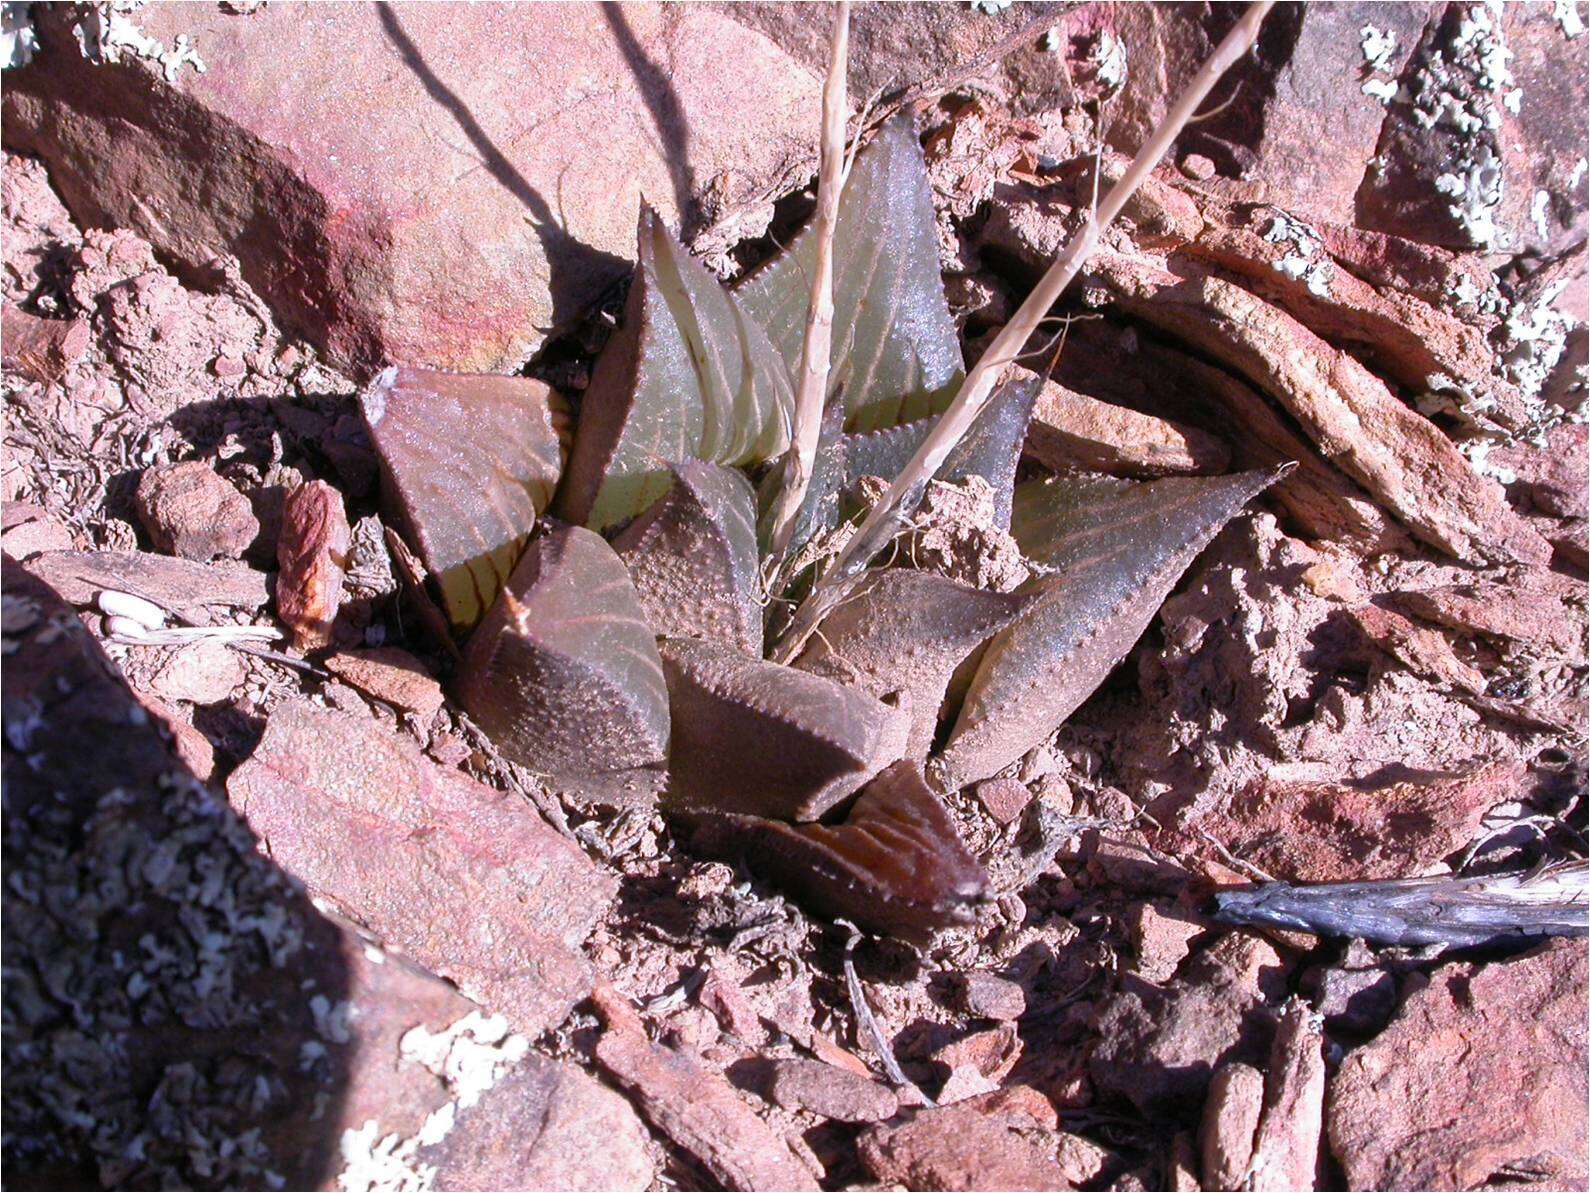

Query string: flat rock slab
24 548 269 617
1328 939 1588 1190
5 2 821 375
228 701 615 1035
857 1100 1077 1192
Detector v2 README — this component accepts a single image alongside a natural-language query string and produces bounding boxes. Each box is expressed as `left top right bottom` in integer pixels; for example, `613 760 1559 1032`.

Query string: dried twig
769 0 1276 662
762 0 850 581
840 921 933 1104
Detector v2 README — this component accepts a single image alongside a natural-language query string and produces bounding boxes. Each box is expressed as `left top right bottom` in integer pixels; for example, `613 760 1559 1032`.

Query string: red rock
931 1022 1023 1085
23 548 269 617
974 777 1032 826
957 1084 1060 1132
857 1100 1075 1192
1347 602 1488 694
415 1055 655 1192
1328 940 1588 1190
953 971 1028 1021
134 460 259 562
324 646 444 720
1023 369 1230 478
1090 932 1288 1116
698 968 765 1047
590 983 819 1191
136 693 216 781
1490 422 1588 519
761 1056 900 1124
0 501 72 558
148 639 245 706
1199 1062 1264 1192
1385 578 1586 658
276 480 350 651
1053 1131 1112 1187
1195 762 1522 883
1 303 89 382
228 701 613 1036
1248 1000 1325 1192
5 3 822 376
1127 902 1205 984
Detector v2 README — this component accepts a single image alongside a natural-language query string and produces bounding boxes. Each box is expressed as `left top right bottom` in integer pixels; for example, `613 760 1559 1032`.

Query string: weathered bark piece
455 524 670 807
793 569 1031 759
660 634 905 821
684 760 989 940
1248 1000 1325 1192
591 983 820 1192
1328 940 1588 1190
1093 254 1552 566
228 701 614 1035
612 461 763 655
1024 369 1230 478
1199 1063 1264 1192
1195 761 1522 883
276 480 351 650
938 468 1279 788
362 365 567 631
24 548 269 616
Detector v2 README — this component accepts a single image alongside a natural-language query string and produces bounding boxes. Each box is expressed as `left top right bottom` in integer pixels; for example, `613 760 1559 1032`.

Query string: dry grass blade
769 0 1276 663
762 0 850 581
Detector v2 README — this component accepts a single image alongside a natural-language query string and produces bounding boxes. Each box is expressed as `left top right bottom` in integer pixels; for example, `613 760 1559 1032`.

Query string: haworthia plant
558 208 795 533
455 524 669 805
362 365 568 631
738 117 965 433
935 468 1285 788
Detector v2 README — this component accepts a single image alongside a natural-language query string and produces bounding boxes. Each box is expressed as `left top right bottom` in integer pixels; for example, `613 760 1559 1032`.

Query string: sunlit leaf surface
738 117 963 433
362 365 568 631
558 209 795 532
936 468 1283 787
455 525 669 804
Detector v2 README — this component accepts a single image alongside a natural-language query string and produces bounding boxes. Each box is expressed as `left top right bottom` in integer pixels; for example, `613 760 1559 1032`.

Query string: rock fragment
276 479 351 651
1024 371 1230 478
149 639 245 706
761 1057 900 1124
857 1100 1075 1192
135 460 259 561
1199 1063 1265 1192
1248 1000 1325 1192
952 971 1028 1021
325 647 445 720
23 548 269 616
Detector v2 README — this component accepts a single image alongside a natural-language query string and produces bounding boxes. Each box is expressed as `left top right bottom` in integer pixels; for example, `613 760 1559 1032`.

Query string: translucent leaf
936 468 1284 788
681 760 989 940
738 117 964 433
558 208 795 532
362 366 568 631
613 462 763 655
455 525 669 805
793 569 1032 758
660 635 907 823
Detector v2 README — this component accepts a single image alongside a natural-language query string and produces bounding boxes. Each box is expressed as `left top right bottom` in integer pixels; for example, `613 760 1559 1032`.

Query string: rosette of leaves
363 119 1278 938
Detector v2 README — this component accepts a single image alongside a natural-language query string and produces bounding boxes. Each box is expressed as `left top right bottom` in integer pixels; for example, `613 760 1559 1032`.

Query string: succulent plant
362 118 1278 938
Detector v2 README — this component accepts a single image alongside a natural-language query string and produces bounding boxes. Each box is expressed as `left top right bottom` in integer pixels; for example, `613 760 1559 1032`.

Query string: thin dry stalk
762 0 850 581
770 0 1275 663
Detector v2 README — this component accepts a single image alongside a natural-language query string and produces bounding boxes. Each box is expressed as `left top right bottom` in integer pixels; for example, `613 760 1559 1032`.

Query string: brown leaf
276 479 351 651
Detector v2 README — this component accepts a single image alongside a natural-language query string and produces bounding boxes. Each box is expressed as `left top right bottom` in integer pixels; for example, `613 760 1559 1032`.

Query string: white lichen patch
1553 0 1586 38
399 1012 529 1112
1261 212 1333 297
2 0 39 67
337 1122 436 1193
1089 29 1129 93
969 0 1011 13
76 0 205 83
1497 281 1576 403
1360 24 1398 72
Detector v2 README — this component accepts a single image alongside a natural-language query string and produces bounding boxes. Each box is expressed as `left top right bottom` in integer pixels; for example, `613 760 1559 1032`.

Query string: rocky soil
3 3 1587 1192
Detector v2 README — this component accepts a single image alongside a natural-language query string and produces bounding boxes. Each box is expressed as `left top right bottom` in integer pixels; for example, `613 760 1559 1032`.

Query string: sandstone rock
0 501 72 558
974 777 1032 826
23 548 269 617
1328 940 1588 1190
1303 942 1398 1039
1 303 89 382
325 646 445 720
136 693 216 781
697 968 766 1047
1348 603 1488 694
1490 422 1588 519
761 1057 899 1124
1196 761 1521 883
1024 370 1231 478
416 1056 655 1192
228 701 612 1036
3 151 80 306
1090 932 1288 1117
134 460 259 561
149 638 245 706
858 1100 1077 1192
953 971 1028 1021
1247 1000 1324 1192
1199 1063 1264 1192
5 3 823 376
1127 902 1205 984
276 480 350 651
590 983 819 1191
1385 577 1587 658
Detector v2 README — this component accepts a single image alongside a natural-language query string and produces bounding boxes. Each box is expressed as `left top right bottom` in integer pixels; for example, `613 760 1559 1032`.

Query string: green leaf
613 461 764 655
558 208 795 532
362 366 568 631
455 524 669 806
738 117 964 433
936 468 1283 788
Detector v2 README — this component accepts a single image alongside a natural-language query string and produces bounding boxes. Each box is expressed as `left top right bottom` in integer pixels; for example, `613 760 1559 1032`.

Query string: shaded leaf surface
793 569 1032 758
683 760 989 940
559 209 794 531
660 635 906 823
937 469 1282 787
738 117 963 433
362 365 567 630
614 462 763 655
455 525 669 805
